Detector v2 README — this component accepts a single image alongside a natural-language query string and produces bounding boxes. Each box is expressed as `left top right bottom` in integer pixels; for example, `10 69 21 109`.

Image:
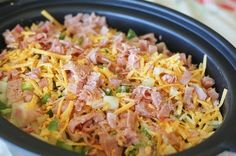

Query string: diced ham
7 79 23 104
23 90 33 102
26 68 40 79
68 113 94 133
78 72 102 103
108 62 124 73
108 77 121 88
139 33 157 44
183 86 194 109
93 111 105 123
123 128 139 145
3 24 23 45
132 86 152 101
126 111 137 130
151 91 162 108
74 100 85 112
201 76 215 88
135 102 156 118
100 26 109 35
38 78 48 88
99 132 123 156
179 70 192 85
161 74 176 84
157 102 174 119
207 88 219 100
12 103 41 127
87 48 110 64
107 112 117 128
138 40 148 51
127 53 140 70
194 85 207 100
148 45 157 53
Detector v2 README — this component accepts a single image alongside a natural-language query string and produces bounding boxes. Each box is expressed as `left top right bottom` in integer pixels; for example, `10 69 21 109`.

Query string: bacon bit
194 85 207 100
179 70 192 85
7 79 23 104
184 86 194 109
207 88 219 100
201 76 215 88
107 112 117 128
161 74 177 84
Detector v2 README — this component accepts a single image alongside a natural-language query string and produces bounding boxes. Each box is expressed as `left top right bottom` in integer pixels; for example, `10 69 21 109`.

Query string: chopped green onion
116 85 130 93
48 119 58 131
140 124 152 139
59 33 65 40
74 146 90 154
47 109 53 118
127 29 137 40
21 82 33 91
0 101 7 110
125 145 138 156
56 140 73 151
104 88 112 96
0 108 12 115
41 93 51 104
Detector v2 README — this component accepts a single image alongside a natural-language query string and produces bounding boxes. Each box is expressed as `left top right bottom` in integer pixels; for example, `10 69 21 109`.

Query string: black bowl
0 0 236 156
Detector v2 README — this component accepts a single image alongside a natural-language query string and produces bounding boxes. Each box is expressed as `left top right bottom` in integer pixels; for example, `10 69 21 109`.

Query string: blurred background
147 0 236 47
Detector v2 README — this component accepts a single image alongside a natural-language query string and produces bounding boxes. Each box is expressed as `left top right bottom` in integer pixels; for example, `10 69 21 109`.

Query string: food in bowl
0 10 227 156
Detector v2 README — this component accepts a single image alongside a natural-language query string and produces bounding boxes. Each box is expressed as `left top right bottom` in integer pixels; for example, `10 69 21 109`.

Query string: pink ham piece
194 85 207 100
87 48 110 64
183 86 194 109
207 88 219 100
108 77 121 88
179 70 192 85
99 132 123 156
38 78 48 88
26 68 40 79
157 102 174 119
68 113 95 133
107 112 117 128
139 33 157 44
7 79 23 104
161 74 176 84
151 91 162 108
201 76 215 88
3 24 23 45
127 52 140 70
135 102 156 118
132 86 152 101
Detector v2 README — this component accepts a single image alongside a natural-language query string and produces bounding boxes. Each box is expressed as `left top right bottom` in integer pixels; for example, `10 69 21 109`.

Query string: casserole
0 0 235 156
